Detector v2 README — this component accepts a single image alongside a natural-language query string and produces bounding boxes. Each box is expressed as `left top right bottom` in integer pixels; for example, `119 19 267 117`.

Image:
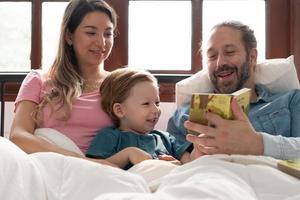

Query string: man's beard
210 60 250 94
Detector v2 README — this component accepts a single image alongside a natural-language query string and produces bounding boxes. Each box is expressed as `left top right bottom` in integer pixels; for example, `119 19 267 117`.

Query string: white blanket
1 137 300 200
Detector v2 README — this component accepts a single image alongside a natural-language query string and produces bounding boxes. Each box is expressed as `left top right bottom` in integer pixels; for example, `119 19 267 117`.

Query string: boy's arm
106 147 152 169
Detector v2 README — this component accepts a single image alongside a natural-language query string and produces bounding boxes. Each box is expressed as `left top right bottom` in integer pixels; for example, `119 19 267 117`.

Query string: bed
1 137 300 200
1 55 300 200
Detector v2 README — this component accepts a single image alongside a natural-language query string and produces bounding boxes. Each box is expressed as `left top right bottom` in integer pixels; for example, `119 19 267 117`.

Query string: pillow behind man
176 55 299 107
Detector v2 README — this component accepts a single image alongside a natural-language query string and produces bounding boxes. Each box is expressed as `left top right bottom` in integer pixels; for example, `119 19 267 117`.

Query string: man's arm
263 89 300 159
262 133 300 160
166 104 190 141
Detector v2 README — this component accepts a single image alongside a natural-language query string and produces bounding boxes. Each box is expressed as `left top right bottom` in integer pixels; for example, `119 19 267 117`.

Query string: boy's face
118 81 161 134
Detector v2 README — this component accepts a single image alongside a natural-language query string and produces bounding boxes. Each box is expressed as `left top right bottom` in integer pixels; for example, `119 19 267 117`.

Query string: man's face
205 26 252 94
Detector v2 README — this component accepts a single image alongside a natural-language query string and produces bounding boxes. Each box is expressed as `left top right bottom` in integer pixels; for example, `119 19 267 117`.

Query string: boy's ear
113 103 124 118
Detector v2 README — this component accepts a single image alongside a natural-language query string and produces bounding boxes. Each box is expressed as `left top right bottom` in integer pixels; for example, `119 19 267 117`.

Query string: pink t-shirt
15 70 112 153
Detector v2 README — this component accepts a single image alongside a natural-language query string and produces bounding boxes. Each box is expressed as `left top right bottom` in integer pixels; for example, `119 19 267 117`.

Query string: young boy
86 68 200 169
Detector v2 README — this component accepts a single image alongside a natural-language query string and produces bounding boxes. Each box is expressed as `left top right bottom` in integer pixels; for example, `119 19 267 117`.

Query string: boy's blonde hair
100 68 158 127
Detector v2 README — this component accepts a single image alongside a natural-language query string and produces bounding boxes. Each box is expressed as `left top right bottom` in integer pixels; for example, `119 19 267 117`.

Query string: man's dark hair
212 21 257 55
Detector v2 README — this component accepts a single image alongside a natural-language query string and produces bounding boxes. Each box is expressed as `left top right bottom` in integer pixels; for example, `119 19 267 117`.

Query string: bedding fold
1 137 300 200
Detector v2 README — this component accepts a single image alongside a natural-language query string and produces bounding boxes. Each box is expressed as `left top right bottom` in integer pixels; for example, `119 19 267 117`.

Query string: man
167 21 300 160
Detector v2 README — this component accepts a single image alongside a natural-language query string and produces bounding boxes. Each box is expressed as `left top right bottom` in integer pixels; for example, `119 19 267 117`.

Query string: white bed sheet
1 137 300 200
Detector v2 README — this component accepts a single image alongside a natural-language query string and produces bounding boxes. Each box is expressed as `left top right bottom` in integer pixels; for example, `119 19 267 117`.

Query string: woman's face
68 11 114 70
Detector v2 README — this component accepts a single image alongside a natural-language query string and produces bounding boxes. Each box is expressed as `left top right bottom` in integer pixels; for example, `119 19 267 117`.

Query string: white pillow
34 128 85 156
176 55 299 107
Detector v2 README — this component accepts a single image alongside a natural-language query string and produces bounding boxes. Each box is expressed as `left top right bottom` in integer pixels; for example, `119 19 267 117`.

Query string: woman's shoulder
16 69 51 103
24 69 49 84
14 71 43 106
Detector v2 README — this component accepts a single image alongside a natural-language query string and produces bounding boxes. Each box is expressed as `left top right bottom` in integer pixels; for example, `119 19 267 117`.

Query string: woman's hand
185 99 264 156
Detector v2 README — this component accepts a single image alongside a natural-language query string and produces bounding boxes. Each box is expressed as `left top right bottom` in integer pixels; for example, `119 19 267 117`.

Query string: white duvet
1 137 300 200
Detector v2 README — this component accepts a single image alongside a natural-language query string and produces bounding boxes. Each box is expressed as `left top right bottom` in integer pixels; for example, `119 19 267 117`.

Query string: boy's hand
158 155 182 165
189 141 207 161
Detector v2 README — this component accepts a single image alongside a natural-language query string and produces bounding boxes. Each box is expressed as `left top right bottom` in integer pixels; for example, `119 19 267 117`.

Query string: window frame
0 0 202 73
1 0 300 102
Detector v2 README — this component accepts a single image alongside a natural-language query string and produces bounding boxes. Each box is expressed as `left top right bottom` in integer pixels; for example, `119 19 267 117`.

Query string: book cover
277 159 300 179
188 88 251 135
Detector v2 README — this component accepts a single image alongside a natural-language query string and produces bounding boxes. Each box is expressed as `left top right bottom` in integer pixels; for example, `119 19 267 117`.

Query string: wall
2 102 14 138
2 102 177 138
155 102 177 131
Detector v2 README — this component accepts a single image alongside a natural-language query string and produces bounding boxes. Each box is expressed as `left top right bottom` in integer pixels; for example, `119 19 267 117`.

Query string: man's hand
185 99 264 155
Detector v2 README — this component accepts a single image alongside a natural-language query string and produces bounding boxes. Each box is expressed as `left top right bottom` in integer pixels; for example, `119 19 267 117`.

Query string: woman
10 0 117 167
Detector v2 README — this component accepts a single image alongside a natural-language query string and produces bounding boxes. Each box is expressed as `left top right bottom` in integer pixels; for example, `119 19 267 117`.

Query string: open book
188 88 251 135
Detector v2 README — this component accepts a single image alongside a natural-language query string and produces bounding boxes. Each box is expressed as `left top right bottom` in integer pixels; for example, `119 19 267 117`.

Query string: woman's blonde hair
35 0 117 123
100 68 158 127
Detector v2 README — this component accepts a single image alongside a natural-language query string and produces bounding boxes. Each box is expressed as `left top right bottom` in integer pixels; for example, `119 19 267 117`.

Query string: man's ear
113 103 124 118
249 48 258 71
65 29 73 46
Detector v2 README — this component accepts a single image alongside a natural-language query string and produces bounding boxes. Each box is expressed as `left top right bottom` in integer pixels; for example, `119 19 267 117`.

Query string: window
42 2 68 70
128 1 191 71
202 0 266 63
0 0 298 102
0 2 31 71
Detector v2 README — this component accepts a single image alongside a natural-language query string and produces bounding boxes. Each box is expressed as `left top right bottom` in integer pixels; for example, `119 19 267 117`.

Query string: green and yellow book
188 88 251 135
277 159 300 179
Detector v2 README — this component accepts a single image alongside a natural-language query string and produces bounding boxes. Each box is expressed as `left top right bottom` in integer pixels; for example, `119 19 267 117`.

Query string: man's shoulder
272 88 300 100
256 84 300 99
168 103 190 130
174 102 191 114
281 89 300 104
256 84 300 95
285 88 300 95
